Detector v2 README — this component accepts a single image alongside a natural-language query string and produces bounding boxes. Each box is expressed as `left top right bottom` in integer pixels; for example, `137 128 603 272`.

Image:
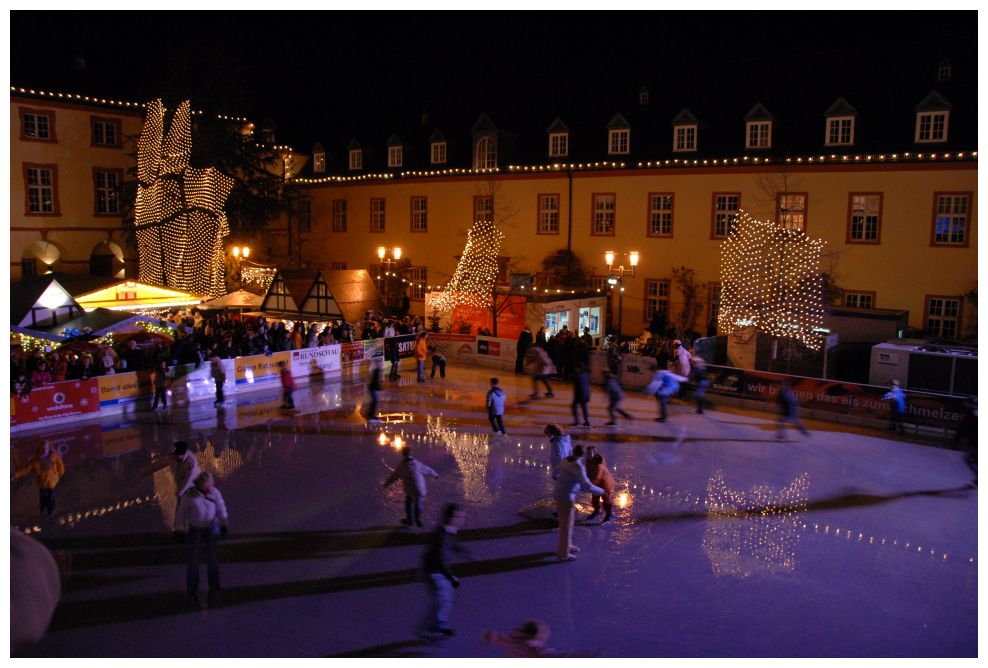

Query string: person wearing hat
483 619 560 657
882 380 907 434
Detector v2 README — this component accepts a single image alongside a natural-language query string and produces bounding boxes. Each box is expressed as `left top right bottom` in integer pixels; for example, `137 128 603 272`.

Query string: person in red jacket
14 441 65 518
279 360 296 411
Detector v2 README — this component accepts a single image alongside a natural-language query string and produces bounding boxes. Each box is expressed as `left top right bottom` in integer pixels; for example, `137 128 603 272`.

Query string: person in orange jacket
14 441 65 518
414 331 429 382
584 446 616 523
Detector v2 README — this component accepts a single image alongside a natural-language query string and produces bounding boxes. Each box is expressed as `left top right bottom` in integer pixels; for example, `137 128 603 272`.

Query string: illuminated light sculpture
134 99 234 297
429 217 505 313
718 210 826 350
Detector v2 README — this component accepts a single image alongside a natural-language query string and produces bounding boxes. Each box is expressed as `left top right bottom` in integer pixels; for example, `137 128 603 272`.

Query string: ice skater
777 380 810 439
414 331 429 382
278 360 295 411
526 343 555 399
175 472 228 608
366 355 384 422
584 446 616 522
570 362 591 428
418 502 468 641
210 356 226 407
151 360 170 409
604 370 633 425
670 339 692 399
383 446 439 528
882 380 906 434
553 445 604 561
692 355 713 414
486 377 507 436
645 368 688 422
14 441 65 519
483 619 560 657
544 424 573 480
429 343 447 379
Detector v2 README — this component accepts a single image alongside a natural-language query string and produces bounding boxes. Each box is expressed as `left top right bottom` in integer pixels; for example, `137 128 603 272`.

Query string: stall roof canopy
257 269 383 323
33 308 156 340
199 289 264 310
74 280 205 311
12 275 85 329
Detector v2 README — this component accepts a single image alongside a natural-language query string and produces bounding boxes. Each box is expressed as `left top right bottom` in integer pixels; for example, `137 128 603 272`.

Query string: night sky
11 10 977 150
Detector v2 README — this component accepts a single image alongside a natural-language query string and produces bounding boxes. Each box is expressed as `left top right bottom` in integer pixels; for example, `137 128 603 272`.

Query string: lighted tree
134 99 234 297
718 210 825 350
430 218 505 315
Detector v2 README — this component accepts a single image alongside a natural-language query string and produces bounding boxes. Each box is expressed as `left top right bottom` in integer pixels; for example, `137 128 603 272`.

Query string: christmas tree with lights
718 210 825 350
134 99 234 297
430 218 505 314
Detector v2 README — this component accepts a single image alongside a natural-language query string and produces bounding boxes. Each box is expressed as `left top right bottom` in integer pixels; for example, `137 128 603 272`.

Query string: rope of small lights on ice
369 423 975 567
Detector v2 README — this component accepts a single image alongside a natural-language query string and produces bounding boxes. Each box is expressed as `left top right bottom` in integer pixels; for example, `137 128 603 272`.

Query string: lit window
474 196 493 222
21 109 54 141
538 194 560 234
388 145 403 168
592 194 616 235
639 87 650 105
411 196 428 232
925 297 961 338
648 193 673 237
644 280 670 320
409 267 428 300
674 125 697 152
848 193 882 243
777 193 807 231
475 137 496 169
746 121 771 149
94 169 120 215
331 262 347 270
431 142 446 165
608 129 629 155
370 198 386 232
711 193 740 238
347 150 361 171
25 165 57 214
844 293 874 309
932 193 969 245
332 199 347 232
826 117 854 145
549 132 569 158
915 111 949 143
91 118 120 147
314 152 327 173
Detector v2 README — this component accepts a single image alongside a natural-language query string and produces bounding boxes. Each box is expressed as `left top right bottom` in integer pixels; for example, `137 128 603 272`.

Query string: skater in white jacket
384 446 439 528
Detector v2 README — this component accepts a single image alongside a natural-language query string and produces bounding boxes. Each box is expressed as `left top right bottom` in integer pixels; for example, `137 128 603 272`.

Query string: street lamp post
230 245 251 291
376 246 402 310
604 250 639 338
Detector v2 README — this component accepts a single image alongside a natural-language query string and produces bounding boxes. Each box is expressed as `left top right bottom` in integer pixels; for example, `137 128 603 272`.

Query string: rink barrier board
10 338 967 432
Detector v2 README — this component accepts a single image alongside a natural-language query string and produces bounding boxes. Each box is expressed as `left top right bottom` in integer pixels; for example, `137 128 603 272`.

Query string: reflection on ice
703 470 810 578
426 414 499 504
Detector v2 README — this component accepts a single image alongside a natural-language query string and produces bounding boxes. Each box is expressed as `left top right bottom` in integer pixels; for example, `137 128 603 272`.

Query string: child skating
486 377 507 436
383 446 439 528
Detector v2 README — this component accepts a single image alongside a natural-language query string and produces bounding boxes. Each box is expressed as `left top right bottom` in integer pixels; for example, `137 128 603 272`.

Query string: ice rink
11 364 978 657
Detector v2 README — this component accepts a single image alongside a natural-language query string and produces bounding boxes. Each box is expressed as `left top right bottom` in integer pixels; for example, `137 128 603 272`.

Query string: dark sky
11 11 977 150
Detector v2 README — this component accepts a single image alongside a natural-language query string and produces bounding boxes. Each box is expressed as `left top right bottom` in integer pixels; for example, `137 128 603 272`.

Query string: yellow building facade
292 156 977 338
10 88 146 281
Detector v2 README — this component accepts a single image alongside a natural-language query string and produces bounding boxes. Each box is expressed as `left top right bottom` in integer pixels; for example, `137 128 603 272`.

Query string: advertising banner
290 344 342 379
340 341 366 366
392 333 418 359
11 379 100 427
234 351 290 386
98 371 152 407
429 334 477 364
363 338 385 360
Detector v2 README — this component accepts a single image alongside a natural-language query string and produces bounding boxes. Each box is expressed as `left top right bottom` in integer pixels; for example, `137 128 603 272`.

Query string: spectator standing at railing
383 319 396 338
151 361 171 410
12 372 31 398
655 340 671 372
306 324 320 348
515 325 533 374
31 361 52 387
535 326 547 347
291 323 304 350
100 347 118 375
49 351 67 383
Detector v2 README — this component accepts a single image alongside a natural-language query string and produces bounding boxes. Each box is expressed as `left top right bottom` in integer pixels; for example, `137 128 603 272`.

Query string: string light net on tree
134 99 234 297
430 218 505 313
717 210 826 350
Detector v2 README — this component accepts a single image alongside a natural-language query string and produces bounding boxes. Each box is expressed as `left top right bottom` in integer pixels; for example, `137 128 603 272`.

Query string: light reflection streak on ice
425 414 497 505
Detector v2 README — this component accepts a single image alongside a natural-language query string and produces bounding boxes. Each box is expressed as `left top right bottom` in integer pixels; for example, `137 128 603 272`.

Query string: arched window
90 240 125 278
21 240 61 278
474 136 496 170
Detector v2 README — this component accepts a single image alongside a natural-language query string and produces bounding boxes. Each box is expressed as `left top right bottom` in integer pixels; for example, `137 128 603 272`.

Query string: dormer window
388 145 403 168
673 125 697 152
745 121 772 149
938 59 952 81
825 116 855 146
431 141 446 164
348 149 362 171
608 128 629 155
915 111 949 143
475 136 496 169
314 152 326 173
639 87 650 106
549 132 569 158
